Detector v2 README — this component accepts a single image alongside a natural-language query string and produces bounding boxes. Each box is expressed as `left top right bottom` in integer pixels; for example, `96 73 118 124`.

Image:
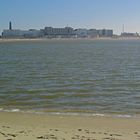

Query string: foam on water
0 107 138 119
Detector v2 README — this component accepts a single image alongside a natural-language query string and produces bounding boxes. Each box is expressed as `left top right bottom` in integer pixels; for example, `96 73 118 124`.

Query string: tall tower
9 21 12 30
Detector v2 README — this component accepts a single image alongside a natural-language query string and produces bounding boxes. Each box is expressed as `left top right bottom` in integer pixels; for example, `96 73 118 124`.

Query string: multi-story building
43 27 75 38
23 29 43 38
98 29 113 37
2 29 42 38
1 22 114 38
74 29 88 38
121 32 139 37
75 28 113 38
2 29 23 38
87 29 98 38
2 22 42 38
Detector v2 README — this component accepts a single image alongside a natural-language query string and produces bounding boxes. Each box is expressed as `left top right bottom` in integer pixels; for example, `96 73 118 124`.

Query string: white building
2 29 42 38
23 29 43 38
2 29 23 37
43 27 75 38
74 29 88 38
98 29 113 37
87 29 98 38
121 32 139 37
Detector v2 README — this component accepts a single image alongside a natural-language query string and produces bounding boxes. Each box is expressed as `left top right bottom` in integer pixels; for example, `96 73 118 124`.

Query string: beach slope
0 112 140 140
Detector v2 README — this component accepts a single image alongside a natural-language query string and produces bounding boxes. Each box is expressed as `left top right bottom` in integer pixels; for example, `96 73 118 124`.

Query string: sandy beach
0 112 139 140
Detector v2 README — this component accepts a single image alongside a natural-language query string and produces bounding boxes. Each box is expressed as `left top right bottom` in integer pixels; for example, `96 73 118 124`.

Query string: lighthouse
9 21 12 30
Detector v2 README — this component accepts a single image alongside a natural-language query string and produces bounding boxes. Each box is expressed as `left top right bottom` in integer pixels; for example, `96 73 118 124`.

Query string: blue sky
0 0 140 34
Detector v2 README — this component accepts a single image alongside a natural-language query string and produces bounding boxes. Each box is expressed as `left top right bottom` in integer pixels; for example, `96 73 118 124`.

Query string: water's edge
0 108 140 119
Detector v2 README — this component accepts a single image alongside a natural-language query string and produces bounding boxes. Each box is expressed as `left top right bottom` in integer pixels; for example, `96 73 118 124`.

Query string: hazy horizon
0 0 140 35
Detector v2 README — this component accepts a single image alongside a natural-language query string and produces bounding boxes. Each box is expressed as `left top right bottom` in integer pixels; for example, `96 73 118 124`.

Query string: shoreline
0 107 140 119
0 37 140 43
0 109 140 119
0 111 140 140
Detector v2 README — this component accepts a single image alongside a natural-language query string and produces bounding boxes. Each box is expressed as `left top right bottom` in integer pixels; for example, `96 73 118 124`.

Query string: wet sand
0 112 140 140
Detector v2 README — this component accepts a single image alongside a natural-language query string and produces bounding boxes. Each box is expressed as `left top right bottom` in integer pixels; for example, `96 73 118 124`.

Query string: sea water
0 39 140 117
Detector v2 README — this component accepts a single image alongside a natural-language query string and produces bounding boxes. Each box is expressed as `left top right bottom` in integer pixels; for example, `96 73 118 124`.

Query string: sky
0 0 140 35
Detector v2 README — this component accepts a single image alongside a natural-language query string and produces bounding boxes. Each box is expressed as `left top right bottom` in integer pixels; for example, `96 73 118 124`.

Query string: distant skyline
0 0 140 35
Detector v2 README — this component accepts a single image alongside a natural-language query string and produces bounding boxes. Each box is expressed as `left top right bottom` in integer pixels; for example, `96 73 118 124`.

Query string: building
2 29 43 38
87 29 98 38
98 29 113 37
23 29 43 38
75 28 113 38
1 21 114 39
43 27 75 38
2 29 23 38
121 32 139 37
2 22 43 38
74 29 88 38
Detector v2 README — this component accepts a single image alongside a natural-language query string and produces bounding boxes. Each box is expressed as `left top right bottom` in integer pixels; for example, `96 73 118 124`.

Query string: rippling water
0 39 140 116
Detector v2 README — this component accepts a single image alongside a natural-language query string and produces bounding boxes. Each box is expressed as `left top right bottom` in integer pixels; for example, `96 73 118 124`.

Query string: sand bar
0 112 140 140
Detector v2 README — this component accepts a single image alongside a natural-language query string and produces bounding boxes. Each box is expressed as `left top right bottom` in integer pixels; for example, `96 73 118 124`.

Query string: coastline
0 37 140 43
0 111 140 140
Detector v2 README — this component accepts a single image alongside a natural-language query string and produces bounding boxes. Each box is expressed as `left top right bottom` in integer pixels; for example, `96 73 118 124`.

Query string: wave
0 107 139 119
